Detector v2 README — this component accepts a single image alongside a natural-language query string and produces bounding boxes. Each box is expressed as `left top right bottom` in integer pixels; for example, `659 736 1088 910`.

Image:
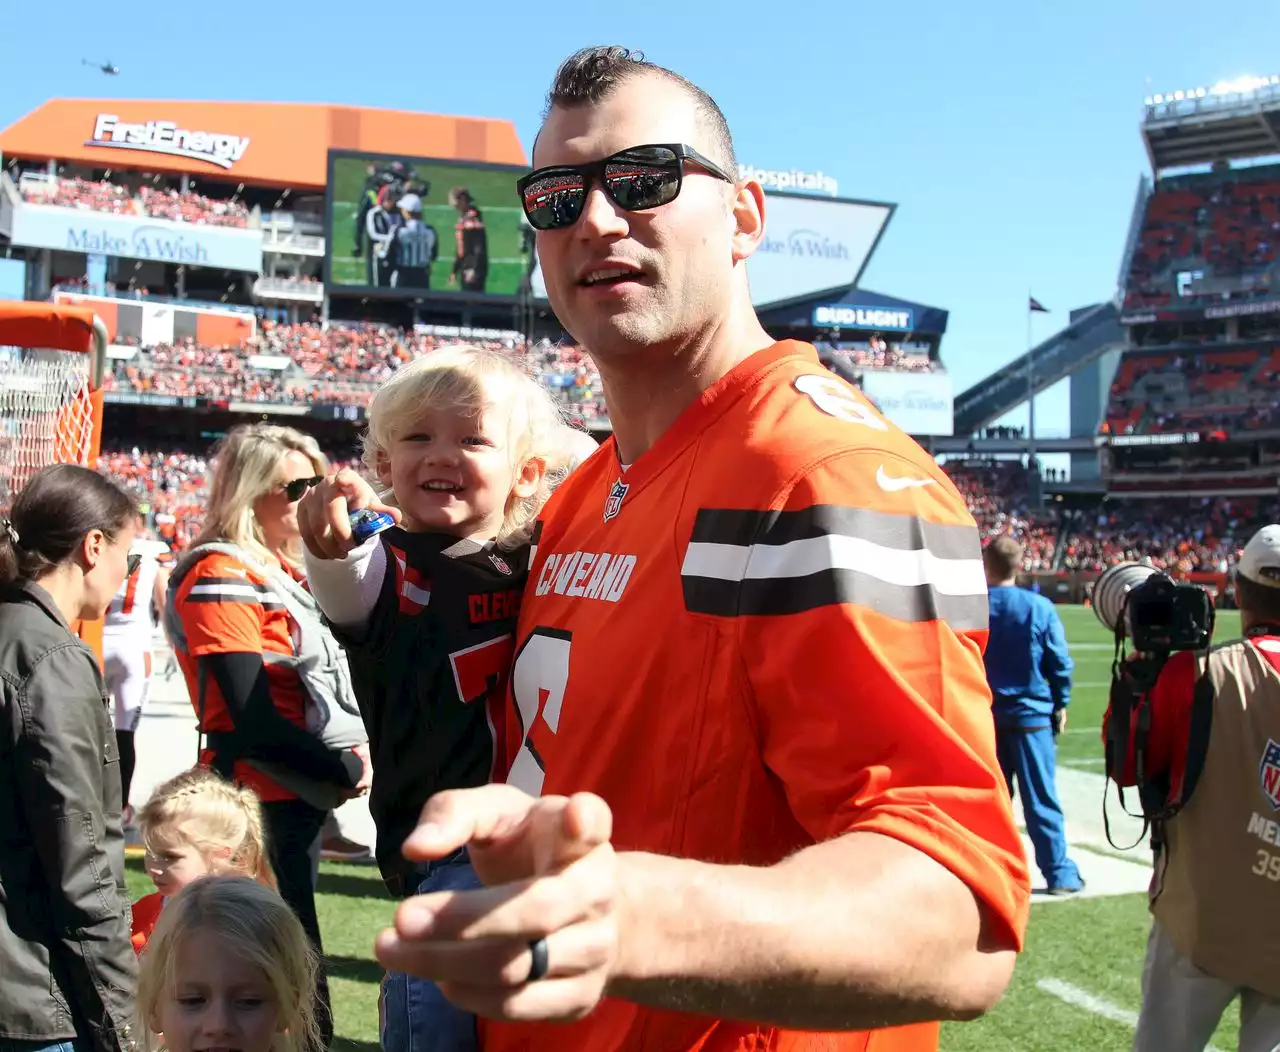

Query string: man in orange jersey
373 46 1030 1052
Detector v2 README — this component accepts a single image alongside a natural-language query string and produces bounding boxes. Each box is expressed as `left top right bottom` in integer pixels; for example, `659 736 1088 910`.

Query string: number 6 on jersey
508 628 572 796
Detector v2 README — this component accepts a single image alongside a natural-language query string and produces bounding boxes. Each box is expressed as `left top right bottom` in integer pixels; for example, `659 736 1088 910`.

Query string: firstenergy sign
85 114 251 170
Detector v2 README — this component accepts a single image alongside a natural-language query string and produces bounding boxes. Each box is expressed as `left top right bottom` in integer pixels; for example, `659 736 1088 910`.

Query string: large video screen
324 150 534 299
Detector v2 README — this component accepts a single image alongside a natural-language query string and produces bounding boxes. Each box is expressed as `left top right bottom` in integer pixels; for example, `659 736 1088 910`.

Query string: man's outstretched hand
374 785 622 1022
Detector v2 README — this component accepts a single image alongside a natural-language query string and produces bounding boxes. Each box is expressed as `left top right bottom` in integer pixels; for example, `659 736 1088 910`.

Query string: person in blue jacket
983 535 1084 895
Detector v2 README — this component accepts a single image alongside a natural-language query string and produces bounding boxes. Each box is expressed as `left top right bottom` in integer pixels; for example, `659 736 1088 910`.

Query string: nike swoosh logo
876 465 937 492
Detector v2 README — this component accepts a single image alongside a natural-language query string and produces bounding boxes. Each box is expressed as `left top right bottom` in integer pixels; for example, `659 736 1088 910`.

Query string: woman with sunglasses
0 463 140 1052
164 423 369 1051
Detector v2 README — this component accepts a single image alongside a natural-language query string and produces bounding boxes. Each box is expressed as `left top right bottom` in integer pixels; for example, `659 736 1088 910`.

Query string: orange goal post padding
0 300 109 662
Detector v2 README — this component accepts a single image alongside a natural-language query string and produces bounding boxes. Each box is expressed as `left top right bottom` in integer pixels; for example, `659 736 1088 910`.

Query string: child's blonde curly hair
361 345 571 549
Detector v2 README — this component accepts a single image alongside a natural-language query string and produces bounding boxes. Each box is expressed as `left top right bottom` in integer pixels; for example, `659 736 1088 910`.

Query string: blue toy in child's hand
350 507 396 544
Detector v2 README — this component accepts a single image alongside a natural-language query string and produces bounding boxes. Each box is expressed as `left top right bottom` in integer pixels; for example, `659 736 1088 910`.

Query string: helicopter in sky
82 59 120 75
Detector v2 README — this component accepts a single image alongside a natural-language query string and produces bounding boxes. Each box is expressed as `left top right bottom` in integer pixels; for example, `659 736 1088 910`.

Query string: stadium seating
19 175 251 228
104 328 609 424
1124 164 1280 311
1100 344 1280 436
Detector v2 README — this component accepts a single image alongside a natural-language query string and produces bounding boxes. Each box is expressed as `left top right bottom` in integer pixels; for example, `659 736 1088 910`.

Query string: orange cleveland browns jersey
483 342 1030 1052
170 550 311 803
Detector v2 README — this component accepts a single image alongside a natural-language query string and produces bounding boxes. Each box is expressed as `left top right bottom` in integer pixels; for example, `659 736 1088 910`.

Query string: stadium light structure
1141 72 1280 171
1144 73 1280 109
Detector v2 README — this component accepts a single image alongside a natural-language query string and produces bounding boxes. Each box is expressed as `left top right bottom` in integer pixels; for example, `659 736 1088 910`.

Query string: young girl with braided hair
132 766 275 952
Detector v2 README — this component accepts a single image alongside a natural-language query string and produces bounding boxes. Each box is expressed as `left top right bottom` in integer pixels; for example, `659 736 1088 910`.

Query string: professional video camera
1092 562 1215 654
1096 563 1216 847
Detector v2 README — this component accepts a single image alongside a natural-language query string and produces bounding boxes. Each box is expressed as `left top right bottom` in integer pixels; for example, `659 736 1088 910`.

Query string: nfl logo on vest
1262 739 1280 811
604 478 629 522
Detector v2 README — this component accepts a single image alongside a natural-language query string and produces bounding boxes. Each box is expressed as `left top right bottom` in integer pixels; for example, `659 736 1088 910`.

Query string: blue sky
2 0 1278 436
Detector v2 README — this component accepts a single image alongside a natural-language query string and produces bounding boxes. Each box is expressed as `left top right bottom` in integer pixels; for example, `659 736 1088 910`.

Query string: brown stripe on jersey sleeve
681 504 988 631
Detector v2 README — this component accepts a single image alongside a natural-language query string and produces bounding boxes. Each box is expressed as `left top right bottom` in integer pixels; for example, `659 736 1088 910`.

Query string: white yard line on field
1035 978 1224 1052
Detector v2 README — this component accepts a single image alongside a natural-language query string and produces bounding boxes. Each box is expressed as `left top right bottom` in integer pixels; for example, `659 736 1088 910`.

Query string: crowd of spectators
943 461 1059 571
103 326 611 424
1056 497 1280 576
823 337 937 372
21 175 251 228
98 448 212 554
105 322 943 429
1124 166 1280 310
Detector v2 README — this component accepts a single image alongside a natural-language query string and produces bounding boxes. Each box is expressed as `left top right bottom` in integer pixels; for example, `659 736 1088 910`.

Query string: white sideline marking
1036 978 1137 1026
1036 979 1224 1052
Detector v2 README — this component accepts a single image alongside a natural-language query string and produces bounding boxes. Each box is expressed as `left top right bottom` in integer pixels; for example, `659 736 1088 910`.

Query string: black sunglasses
516 143 735 231
126 552 142 577
282 476 323 503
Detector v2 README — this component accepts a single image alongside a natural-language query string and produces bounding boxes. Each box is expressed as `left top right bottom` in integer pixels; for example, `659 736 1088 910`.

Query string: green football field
327 155 529 295
124 606 1246 1050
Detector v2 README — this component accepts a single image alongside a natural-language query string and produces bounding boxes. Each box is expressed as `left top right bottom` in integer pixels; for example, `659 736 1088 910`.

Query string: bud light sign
10 203 263 274
813 304 914 331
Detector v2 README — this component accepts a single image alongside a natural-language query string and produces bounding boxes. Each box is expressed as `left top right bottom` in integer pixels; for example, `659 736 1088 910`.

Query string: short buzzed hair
984 535 1024 580
543 46 738 173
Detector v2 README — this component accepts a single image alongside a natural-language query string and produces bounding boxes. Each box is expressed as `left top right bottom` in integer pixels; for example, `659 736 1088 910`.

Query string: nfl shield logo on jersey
488 552 512 576
1261 739 1280 811
604 478 629 522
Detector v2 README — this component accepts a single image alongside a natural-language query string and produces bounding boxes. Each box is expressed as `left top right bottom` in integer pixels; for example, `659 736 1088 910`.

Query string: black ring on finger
527 937 549 983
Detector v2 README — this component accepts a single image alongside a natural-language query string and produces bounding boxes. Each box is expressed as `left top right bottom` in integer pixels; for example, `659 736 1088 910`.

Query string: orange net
0 302 103 508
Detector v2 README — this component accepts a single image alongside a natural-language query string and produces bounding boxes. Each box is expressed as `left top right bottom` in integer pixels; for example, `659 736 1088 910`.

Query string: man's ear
730 179 767 264
513 456 548 499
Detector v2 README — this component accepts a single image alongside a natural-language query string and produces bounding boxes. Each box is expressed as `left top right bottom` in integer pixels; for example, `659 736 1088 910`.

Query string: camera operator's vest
1151 636 1280 998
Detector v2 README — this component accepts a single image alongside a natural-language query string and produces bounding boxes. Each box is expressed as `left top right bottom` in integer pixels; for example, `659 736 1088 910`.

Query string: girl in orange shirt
131 766 275 953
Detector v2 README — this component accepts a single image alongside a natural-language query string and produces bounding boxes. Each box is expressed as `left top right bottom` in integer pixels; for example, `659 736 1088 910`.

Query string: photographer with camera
1102 526 1280 1052
982 536 1085 896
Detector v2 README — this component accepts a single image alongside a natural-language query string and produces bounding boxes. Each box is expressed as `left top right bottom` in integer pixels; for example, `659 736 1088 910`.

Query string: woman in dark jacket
0 464 140 1052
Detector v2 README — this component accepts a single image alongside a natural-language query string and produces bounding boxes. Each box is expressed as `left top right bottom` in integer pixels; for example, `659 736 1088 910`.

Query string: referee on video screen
365 185 400 287
389 194 438 290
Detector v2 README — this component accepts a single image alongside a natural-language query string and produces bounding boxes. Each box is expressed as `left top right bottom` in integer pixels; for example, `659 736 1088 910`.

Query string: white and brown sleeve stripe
183 576 285 611
680 506 989 631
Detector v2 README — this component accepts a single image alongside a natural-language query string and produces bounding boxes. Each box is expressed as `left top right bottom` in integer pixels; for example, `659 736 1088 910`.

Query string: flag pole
1026 290 1036 460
